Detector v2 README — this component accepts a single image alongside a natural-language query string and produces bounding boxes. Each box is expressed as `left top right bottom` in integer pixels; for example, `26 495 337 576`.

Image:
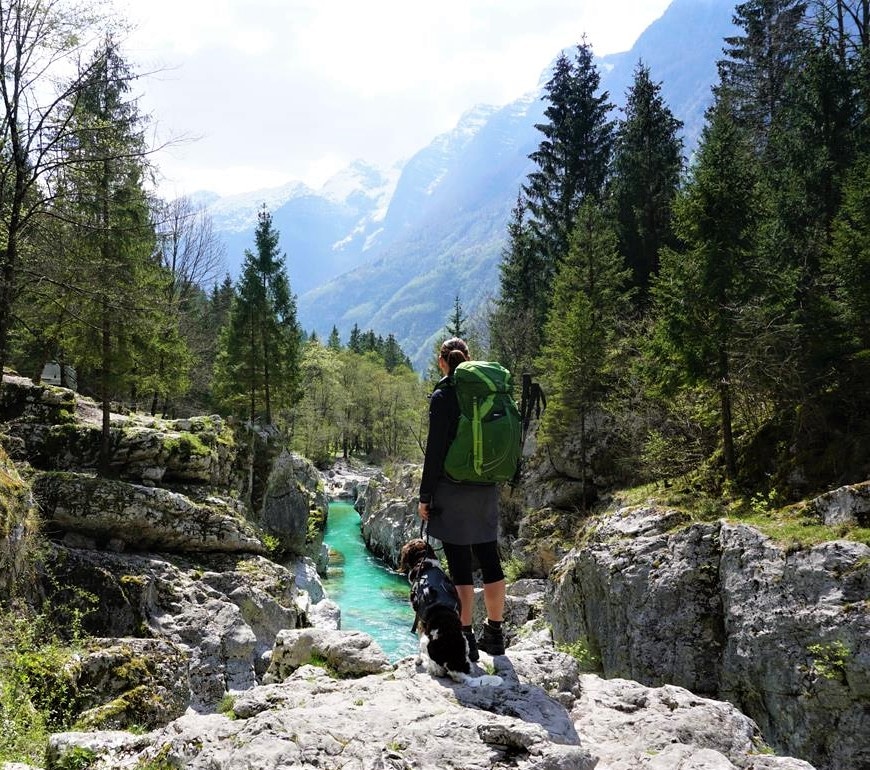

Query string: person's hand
418 501 429 521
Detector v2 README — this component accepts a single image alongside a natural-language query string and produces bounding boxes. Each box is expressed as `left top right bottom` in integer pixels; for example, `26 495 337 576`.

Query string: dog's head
398 538 437 577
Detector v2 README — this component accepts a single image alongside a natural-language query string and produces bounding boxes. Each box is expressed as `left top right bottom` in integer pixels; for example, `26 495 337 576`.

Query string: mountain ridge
201 0 736 369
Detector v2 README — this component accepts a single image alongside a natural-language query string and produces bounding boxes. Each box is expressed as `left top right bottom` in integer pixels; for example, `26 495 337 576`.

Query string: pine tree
717 0 811 152
650 98 761 482
611 62 684 300
213 206 300 425
524 41 616 271
539 200 632 504
446 295 467 339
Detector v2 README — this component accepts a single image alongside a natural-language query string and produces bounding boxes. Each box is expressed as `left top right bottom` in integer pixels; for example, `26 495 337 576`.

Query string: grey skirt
425 478 499 546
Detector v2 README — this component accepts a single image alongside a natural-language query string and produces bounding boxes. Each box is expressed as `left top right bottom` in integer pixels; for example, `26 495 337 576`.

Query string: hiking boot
463 629 479 662
478 621 505 656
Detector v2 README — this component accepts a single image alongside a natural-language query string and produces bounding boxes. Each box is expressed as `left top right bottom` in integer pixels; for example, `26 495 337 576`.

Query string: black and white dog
398 538 501 687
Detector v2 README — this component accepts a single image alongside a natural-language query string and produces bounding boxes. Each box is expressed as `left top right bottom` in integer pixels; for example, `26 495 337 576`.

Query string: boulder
66 638 191 731
259 451 328 568
263 628 393 682
803 481 870 527
32 471 264 554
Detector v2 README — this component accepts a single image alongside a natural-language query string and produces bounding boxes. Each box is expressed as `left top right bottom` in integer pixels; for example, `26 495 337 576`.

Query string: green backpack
440 360 522 484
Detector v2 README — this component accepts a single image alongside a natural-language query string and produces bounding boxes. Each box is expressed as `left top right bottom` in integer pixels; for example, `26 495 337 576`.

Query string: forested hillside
490 0 870 505
2 0 869 504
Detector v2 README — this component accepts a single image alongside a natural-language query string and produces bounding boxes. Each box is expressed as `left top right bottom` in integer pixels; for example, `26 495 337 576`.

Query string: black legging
440 540 504 586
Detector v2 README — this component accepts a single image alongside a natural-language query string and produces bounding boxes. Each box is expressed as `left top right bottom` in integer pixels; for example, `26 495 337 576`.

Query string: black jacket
418 376 459 504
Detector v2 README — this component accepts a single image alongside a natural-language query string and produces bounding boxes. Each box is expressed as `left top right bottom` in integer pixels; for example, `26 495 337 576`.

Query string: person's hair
440 337 470 374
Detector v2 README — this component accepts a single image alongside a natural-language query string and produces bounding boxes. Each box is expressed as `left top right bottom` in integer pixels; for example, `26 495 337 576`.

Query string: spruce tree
446 295 467 339
524 41 616 272
55 41 168 471
327 325 342 351
717 0 811 152
490 196 547 375
213 207 300 425
539 200 632 504
650 98 761 482
611 62 684 300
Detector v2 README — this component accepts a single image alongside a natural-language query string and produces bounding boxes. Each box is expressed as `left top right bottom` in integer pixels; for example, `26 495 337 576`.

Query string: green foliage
212 207 301 426
0 610 88 764
217 693 237 718
556 637 600 672
55 746 98 770
807 640 850 680
291 341 425 464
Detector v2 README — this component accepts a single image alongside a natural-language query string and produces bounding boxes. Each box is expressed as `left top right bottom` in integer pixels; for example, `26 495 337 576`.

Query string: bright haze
118 0 671 198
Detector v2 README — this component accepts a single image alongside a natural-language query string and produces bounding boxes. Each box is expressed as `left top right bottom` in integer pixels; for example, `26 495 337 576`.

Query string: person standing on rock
417 336 506 659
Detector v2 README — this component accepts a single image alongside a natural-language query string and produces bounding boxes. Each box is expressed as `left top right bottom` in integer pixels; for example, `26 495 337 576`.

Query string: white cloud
117 0 672 196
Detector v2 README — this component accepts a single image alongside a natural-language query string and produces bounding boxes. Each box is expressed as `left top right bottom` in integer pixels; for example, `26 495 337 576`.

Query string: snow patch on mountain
205 180 313 232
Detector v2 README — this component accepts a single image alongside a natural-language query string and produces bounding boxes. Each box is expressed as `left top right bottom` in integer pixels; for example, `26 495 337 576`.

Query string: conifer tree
55 41 168 471
717 0 811 152
650 98 761 482
493 40 615 370
0 0 115 393
327 325 342 351
524 41 616 273
539 201 631 504
611 62 684 300
348 323 363 354
490 196 547 375
446 295 467 339
213 207 300 425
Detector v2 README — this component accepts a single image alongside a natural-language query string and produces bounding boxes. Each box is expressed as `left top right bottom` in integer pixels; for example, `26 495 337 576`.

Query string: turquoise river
322 500 418 662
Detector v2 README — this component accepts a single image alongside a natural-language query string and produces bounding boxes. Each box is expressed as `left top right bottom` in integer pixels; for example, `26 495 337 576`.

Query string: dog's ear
399 539 428 575
398 541 412 574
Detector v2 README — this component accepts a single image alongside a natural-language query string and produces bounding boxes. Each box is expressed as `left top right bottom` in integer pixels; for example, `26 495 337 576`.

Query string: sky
117 0 673 199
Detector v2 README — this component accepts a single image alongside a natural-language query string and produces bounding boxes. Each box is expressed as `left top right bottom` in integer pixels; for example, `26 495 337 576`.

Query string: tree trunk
100 309 112 475
719 348 737 481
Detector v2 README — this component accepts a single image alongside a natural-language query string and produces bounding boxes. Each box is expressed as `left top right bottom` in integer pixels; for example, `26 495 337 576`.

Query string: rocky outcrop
2 376 238 487
258 451 328 568
63 638 191 731
803 481 870 527
46 631 814 770
356 465 424 567
0 444 37 596
550 505 870 770
32 471 265 554
322 458 375 500
42 546 312 710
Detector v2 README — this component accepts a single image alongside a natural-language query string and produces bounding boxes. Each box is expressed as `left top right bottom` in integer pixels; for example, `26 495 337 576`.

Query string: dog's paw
449 672 504 688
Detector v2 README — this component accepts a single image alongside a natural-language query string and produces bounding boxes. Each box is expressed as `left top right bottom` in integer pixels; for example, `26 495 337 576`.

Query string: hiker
417 336 505 658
